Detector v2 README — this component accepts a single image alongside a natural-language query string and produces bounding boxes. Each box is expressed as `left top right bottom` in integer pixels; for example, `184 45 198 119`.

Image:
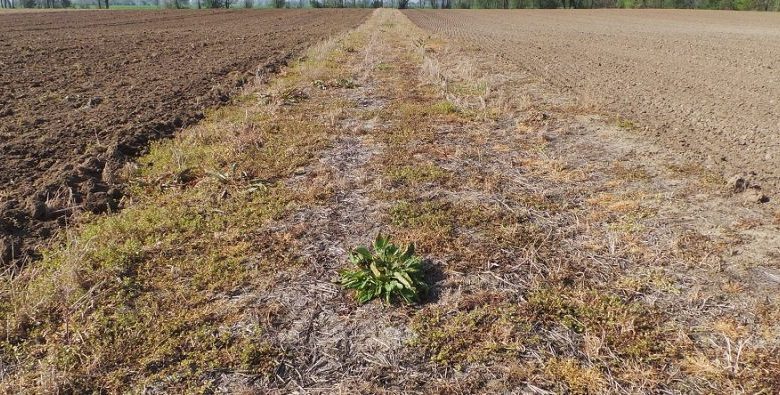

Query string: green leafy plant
340 234 428 304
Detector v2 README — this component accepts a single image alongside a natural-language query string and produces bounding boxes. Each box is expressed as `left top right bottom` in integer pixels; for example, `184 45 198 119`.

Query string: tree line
3 0 778 12
429 0 778 10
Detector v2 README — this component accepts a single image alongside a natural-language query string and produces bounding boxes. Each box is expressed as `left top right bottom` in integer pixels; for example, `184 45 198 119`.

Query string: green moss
448 81 488 96
375 62 393 71
395 100 460 122
409 287 672 394
390 200 455 235
387 163 451 187
430 100 459 115
527 287 665 361
410 295 533 366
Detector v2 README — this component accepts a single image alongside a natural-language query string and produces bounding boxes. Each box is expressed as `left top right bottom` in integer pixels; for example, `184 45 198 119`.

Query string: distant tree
163 0 187 8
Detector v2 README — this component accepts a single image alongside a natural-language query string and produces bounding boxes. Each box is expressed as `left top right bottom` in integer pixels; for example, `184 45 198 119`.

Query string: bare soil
405 9 780 192
0 9 370 265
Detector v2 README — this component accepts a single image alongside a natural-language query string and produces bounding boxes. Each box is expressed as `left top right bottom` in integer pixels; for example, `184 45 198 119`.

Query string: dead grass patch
0 22 364 393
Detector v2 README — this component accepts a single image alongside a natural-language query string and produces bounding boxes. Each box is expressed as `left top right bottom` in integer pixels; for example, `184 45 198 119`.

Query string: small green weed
616 117 636 130
375 62 393 71
431 100 459 115
340 234 427 304
387 163 450 187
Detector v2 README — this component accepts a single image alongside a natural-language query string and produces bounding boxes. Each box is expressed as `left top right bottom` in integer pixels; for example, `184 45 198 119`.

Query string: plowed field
0 9 370 263
405 9 780 190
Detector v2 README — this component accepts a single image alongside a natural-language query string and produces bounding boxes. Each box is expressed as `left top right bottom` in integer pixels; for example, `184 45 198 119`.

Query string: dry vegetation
1 9 779 393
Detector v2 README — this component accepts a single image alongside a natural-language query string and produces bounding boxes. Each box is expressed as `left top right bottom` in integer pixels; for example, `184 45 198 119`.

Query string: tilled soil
405 9 780 192
0 9 370 264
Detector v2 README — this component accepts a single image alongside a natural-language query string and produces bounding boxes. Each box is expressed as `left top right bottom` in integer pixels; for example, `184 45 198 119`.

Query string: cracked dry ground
2 9 780 394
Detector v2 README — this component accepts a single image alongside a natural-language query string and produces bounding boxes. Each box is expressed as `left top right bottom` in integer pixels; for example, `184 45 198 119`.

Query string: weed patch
340 234 428 304
410 294 532 366
386 163 451 187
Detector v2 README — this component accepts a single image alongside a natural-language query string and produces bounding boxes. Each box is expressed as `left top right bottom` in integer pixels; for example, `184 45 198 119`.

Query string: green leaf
401 242 415 260
351 247 372 264
369 262 381 278
374 234 389 251
340 234 429 305
393 272 414 291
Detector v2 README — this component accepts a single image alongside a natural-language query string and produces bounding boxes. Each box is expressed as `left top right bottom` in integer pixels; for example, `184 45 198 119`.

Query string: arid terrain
0 9 370 263
406 9 780 192
2 8 779 394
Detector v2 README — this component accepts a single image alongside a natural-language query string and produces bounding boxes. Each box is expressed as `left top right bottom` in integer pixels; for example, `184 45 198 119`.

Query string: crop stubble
0 9 370 262
405 9 780 190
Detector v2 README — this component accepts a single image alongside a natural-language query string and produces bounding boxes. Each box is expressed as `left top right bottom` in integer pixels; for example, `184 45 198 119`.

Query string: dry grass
0 22 364 393
1 9 778 394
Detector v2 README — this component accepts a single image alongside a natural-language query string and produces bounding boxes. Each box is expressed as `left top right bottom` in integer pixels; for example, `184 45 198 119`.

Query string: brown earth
0 9 370 264
404 9 780 192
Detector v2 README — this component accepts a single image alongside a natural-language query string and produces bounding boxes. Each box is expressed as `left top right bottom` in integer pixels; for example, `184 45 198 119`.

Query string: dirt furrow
0 9 371 266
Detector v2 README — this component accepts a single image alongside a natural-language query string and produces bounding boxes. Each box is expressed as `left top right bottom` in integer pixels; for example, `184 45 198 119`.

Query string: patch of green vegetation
386 197 539 271
386 199 484 258
410 286 672 391
375 62 393 71
448 81 488 97
430 100 460 115
340 234 427 304
665 162 725 186
527 287 666 361
390 200 456 237
616 117 636 130
314 78 360 90
410 293 533 366
606 212 648 235
611 162 651 182
396 100 460 119
379 126 437 147
387 163 451 187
